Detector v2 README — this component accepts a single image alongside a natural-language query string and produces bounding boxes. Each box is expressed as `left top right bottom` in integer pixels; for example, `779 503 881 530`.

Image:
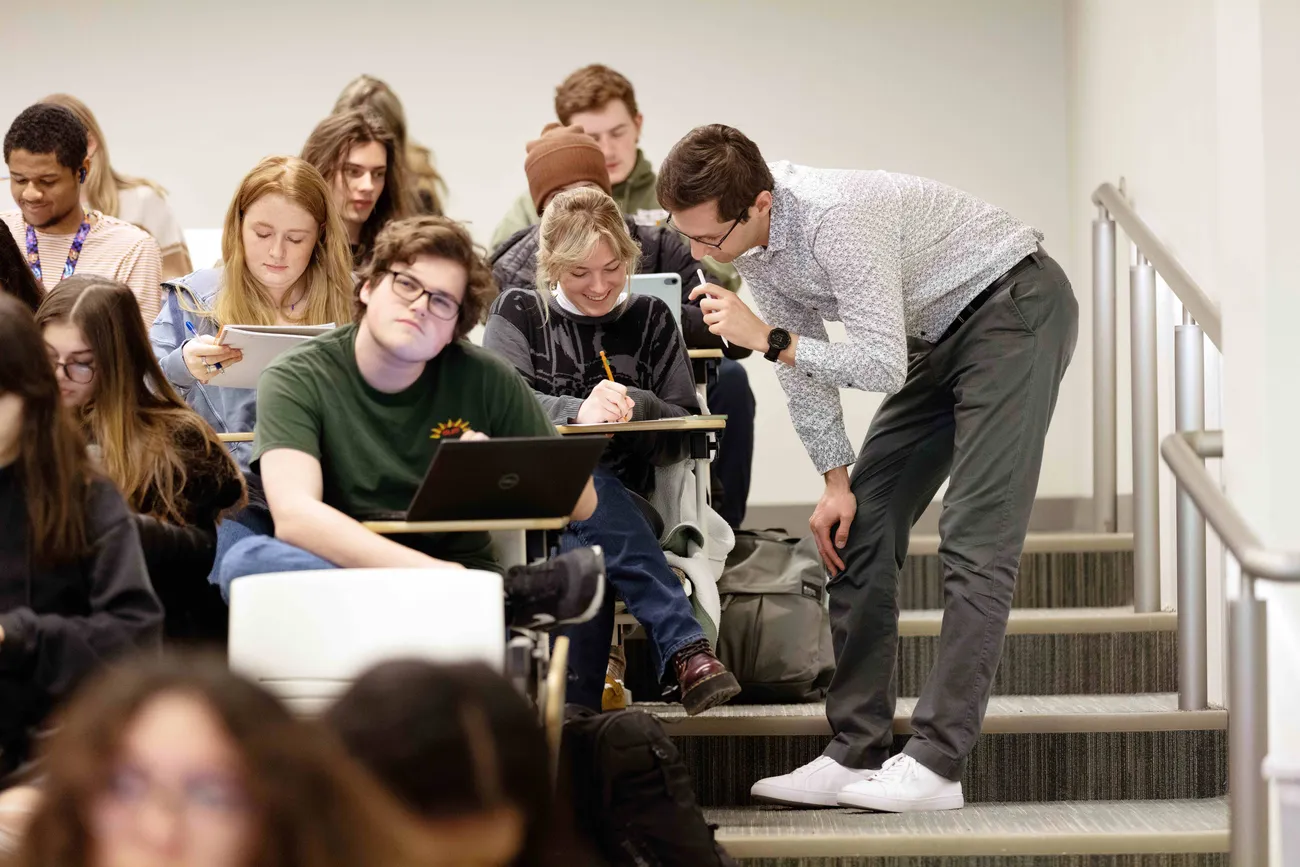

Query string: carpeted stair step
708 797 1227 864
898 608 1176 695
641 695 1226 806
622 606 1175 698
901 534 1134 610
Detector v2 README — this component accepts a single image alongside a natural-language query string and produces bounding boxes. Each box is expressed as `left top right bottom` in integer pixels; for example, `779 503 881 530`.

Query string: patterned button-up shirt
734 162 1043 474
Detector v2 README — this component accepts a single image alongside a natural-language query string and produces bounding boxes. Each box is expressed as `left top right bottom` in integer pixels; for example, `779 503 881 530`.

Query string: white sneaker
751 756 878 807
836 754 964 812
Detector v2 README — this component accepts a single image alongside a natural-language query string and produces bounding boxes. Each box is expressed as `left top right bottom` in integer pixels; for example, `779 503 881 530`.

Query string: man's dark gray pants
821 251 1079 781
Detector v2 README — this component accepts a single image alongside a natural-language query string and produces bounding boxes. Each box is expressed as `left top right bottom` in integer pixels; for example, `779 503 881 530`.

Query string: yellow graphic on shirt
430 418 472 440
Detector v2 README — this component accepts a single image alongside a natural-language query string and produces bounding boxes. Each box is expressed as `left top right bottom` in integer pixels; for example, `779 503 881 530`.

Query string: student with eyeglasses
215 215 606 635
150 156 355 582
6 654 440 867
37 276 245 646
0 293 162 787
658 124 1078 813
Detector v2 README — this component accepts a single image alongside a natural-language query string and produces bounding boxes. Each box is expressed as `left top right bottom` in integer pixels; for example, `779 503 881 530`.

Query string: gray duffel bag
716 530 835 703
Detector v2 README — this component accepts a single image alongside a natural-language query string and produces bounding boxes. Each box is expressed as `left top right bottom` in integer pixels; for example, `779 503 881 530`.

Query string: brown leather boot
671 640 741 716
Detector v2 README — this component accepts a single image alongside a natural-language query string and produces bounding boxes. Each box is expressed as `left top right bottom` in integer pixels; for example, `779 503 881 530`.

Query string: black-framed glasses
386 269 461 322
51 358 95 384
666 214 743 251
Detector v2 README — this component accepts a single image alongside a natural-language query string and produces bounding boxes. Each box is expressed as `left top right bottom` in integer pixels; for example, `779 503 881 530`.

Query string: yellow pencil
599 350 615 381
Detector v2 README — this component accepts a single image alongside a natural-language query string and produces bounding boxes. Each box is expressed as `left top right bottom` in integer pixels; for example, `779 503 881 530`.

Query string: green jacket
489 150 741 292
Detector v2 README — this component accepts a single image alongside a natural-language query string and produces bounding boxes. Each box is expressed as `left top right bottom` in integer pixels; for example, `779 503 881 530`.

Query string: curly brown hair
355 215 498 341
554 64 639 124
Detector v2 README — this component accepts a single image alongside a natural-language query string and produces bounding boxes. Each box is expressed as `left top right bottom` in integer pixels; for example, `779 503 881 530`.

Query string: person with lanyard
2 103 162 322
658 124 1079 813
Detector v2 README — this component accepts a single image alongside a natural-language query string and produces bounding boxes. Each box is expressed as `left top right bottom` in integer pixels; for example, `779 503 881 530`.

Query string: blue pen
185 321 222 372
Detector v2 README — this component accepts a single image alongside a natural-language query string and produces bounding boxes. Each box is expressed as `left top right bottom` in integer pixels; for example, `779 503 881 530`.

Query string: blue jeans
207 497 274 600
707 358 755 529
561 468 705 710
216 536 337 599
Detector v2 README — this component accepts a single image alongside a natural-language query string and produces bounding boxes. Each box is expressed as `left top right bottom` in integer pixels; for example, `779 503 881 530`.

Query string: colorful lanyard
26 213 93 284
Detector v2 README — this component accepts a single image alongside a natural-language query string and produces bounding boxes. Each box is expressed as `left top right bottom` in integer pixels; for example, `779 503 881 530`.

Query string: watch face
770 328 791 350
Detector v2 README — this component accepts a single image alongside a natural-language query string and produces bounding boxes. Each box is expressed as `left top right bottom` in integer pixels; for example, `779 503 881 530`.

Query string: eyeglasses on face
51 358 96 384
666 213 744 251
386 269 462 322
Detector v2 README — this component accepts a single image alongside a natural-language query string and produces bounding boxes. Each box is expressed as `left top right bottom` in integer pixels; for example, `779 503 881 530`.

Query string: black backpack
561 706 735 867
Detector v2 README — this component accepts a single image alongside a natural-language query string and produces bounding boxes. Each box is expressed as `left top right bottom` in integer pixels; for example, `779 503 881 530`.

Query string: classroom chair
227 568 505 716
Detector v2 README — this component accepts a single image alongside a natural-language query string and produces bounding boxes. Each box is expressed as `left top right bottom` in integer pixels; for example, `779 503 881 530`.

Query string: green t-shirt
252 323 557 572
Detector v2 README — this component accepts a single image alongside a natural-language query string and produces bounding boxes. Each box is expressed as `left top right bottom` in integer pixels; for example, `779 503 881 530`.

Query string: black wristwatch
764 328 792 362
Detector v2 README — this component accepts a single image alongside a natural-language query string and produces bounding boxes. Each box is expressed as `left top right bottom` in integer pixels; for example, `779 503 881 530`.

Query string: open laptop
630 273 682 331
367 436 607 523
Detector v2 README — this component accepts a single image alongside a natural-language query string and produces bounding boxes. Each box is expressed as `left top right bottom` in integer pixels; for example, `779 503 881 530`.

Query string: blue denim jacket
149 267 257 473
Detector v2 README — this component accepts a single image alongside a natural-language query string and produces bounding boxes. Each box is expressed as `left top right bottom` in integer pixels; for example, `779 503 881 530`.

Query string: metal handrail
1092 179 1275 863
1092 183 1224 348
1162 432 1300 583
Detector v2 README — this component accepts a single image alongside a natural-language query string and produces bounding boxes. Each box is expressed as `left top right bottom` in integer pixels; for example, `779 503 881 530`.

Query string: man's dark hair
657 124 774 223
3 103 89 171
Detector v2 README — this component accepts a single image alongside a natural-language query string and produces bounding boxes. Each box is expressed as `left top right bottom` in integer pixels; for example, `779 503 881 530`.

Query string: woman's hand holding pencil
575 351 635 424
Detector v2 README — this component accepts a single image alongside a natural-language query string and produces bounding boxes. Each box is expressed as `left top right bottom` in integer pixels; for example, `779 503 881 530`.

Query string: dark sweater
131 424 245 645
483 290 699 497
0 465 162 777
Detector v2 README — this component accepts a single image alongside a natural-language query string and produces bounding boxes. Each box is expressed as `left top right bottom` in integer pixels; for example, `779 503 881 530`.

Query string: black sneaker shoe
504 546 606 631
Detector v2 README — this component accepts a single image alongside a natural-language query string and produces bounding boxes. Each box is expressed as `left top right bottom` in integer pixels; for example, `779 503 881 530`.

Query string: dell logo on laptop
498 473 520 491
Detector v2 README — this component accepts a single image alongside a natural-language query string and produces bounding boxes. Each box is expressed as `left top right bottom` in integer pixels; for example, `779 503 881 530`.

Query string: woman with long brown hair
149 156 353 582
39 94 193 281
301 109 412 267
0 293 162 784
37 276 245 644
7 653 438 867
333 75 446 217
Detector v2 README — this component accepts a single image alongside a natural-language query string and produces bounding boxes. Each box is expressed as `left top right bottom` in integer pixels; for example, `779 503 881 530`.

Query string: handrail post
1093 206 1118 532
1229 576 1268 867
1174 313 1208 709
1130 251 1161 612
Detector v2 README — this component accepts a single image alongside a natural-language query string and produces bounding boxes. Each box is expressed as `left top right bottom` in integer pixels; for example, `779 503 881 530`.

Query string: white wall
0 0 1077 507
1072 0 1300 860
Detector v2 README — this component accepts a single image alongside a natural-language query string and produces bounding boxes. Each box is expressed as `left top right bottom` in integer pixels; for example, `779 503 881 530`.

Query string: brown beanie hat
525 123 612 212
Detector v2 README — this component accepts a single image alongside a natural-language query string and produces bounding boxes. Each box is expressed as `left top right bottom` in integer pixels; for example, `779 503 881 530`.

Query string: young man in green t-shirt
218 215 604 630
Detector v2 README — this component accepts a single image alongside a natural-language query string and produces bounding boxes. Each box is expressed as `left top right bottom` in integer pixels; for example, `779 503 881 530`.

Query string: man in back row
218 215 604 630
3 103 162 320
490 64 740 291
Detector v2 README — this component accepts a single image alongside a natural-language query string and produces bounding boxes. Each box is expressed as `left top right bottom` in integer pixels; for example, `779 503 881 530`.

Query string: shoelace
870 754 915 784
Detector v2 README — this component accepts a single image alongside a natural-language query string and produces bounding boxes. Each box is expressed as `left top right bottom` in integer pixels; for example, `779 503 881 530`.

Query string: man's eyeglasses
666 214 743 251
387 270 461 322
51 358 95 384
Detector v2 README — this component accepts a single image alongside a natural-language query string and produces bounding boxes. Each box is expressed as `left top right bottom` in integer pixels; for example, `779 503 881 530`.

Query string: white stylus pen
696 268 730 348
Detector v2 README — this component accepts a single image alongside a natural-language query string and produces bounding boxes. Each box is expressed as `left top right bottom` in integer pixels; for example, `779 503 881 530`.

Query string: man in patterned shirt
658 124 1078 812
